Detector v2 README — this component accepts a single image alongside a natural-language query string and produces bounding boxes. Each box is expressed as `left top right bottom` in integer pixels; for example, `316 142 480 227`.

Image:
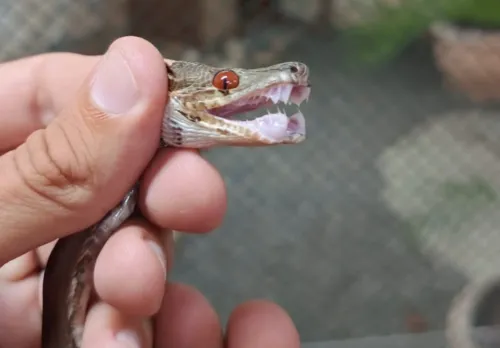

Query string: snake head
162 60 311 148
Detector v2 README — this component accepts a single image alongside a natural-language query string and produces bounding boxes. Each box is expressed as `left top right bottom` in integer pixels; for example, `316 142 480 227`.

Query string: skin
0 36 301 348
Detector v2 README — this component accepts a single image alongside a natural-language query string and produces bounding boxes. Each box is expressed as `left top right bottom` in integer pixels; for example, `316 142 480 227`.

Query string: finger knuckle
13 121 98 210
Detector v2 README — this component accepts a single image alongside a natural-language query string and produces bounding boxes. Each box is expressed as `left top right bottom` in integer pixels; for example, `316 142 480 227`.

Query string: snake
41 58 311 348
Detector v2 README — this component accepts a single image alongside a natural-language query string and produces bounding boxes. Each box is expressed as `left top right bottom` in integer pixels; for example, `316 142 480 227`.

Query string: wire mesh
2 0 500 346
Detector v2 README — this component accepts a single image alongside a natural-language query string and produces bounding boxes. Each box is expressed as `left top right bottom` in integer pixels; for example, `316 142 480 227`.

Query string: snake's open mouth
208 83 310 143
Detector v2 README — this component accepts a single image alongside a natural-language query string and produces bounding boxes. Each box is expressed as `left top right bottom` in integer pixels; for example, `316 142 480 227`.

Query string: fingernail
147 241 167 280
91 47 139 114
114 329 141 348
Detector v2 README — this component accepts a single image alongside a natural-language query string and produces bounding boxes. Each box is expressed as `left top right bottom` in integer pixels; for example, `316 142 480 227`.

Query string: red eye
212 70 239 90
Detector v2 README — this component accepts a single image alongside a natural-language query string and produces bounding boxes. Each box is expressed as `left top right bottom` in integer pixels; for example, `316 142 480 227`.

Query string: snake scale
41 58 311 348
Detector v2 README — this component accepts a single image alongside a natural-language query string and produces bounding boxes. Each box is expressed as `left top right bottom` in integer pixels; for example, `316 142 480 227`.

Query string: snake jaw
161 60 311 148
208 83 310 145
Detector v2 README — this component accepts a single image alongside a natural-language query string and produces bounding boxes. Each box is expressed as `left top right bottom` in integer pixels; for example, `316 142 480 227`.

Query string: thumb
0 36 168 265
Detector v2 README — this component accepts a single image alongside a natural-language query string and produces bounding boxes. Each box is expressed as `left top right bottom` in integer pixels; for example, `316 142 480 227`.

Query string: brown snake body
41 59 311 348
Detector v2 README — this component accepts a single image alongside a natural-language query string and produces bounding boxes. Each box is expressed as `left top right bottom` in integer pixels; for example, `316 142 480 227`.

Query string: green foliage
408 176 497 235
343 0 500 65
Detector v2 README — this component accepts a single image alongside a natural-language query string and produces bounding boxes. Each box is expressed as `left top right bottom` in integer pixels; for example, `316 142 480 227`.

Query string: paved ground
169 27 475 343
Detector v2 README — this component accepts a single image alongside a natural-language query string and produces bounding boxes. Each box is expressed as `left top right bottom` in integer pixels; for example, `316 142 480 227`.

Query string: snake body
41 59 311 348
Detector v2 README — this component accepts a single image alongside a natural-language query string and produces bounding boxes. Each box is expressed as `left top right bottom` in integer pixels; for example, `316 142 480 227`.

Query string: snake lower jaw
221 109 306 145
162 87 310 147
161 108 307 148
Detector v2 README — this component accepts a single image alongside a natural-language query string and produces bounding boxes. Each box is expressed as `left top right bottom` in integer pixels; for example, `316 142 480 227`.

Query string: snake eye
212 70 239 91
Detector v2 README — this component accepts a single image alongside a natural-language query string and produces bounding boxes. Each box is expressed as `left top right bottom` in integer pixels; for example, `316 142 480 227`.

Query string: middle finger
94 218 172 317
37 218 172 318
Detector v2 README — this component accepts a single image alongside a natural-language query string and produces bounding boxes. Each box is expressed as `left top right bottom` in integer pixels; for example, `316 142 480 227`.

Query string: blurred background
3 0 500 347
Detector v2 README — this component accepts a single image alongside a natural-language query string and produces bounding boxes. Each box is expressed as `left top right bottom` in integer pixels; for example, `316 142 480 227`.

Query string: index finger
0 53 100 152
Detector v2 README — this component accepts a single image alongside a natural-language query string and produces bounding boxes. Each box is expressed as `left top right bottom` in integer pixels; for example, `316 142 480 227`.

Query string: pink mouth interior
208 84 310 142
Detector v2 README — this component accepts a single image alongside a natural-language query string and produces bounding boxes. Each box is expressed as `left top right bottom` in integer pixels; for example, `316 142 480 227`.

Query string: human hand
0 36 300 348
